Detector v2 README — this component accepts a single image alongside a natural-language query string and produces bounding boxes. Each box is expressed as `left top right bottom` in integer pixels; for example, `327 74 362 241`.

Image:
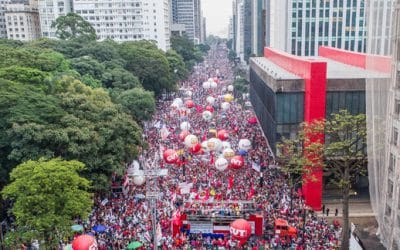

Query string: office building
366 0 400 249
234 0 244 62
251 0 265 56
38 0 72 38
249 46 391 210
5 0 41 41
73 0 170 51
171 0 202 44
267 0 367 56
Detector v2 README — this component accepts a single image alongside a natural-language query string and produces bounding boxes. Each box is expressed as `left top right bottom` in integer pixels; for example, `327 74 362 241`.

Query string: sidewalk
317 199 375 218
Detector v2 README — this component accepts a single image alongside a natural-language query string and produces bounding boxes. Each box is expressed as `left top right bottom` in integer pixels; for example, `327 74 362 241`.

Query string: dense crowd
72 44 341 249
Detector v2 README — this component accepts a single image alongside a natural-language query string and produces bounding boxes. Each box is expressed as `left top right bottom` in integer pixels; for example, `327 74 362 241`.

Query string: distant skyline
202 0 232 38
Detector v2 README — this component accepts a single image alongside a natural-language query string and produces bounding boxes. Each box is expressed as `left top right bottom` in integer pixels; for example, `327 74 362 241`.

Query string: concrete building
366 1 400 249
171 0 202 44
249 46 391 210
5 0 41 41
266 0 367 56
251 0 265 56
73 0 170 51
38 0 72 38
0 0 11 38
234 0 244 62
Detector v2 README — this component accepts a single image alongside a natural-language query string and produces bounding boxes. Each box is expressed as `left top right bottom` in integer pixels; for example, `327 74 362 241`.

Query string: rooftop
251 56 390 80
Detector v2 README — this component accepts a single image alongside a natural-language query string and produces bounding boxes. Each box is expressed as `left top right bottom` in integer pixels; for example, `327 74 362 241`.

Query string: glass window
389 153 395 173
387 180 394 199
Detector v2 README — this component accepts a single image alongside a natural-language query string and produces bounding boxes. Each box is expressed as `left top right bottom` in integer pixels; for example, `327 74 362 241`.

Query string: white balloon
201 140 209 152
133 176 146 186
184 134 198 148
208 78 214 82
222 141 232 150
227 85 234 92
185 90 193 97
171 102 179 109
207 138 222 152
221 102 231 111
180 121 191 131
173 98 183 107
222 148 235 159
238 139 252 151
203 81 211 89
206 96 216 105
202 110 213 121
210 81 218 89
215 157 229 171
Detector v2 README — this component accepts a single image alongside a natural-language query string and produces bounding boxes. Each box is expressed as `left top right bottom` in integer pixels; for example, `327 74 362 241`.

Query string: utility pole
128 153 168 250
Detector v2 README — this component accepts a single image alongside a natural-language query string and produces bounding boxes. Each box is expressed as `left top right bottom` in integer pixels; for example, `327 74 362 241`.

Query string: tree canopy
2 158 92 248
52 13 96 41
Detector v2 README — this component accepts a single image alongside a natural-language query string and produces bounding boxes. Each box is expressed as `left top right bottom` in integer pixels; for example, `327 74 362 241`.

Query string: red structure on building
250 46 391 210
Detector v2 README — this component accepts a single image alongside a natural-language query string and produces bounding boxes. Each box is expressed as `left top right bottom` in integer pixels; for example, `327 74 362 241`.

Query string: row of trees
0 13 209 246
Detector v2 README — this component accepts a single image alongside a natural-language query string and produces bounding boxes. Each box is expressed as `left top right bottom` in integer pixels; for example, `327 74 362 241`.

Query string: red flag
228 176 234 189
248 185 255 199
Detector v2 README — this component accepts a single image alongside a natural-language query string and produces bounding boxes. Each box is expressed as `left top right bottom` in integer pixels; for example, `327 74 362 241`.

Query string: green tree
2 158 92 248
114 88 156 121
277 110 367 250
170 35 203 70
119 41 175 96
52 13 96 41
0 66 50 86
166 49 189 81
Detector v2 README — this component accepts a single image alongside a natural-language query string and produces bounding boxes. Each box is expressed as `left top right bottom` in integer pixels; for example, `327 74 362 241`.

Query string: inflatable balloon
133 175 146 186
217 130 229 141
221 102 231 111
224 94 234 102
189 142 201 153
179 130 190 141
171 102 179 109
210 81 218 89
205 105 214 113
202 110 213 121
227 85 234 92
230 155 244 169
185 100 194 109
201 140 209 152
206 96 215 105
215 157 229 171
238 139 252 151
207 138 222 152
173 98 183 107
72 235 98 250
203 81 211 89
208 78 214 82
222 148 235 159
238 149 248 156
180 121 190 131
184 134 199 148
230 219 252 246
163 149 179 164
185 90 193 97
222 141 232 150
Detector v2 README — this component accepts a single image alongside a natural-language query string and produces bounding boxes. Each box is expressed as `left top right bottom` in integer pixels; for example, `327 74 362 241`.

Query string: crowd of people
74 44 341 249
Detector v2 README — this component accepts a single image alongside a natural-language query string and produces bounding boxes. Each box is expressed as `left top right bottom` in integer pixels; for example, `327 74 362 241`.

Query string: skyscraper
171 0 202 44
0 0 11 38
251 0 265 56
266 0 367 56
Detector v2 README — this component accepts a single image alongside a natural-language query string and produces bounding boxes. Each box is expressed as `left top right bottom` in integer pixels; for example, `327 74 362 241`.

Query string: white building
366 1 400 249
73 0 170 51
0 0 11 38
38 0 72 38
234 0 244 62
5 0 41 41
267 0 367 56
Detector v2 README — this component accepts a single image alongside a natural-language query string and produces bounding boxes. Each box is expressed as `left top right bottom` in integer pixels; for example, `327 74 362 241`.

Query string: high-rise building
251 0 265 56
5 0 41 41
266 0 367 56
38 0 72 38
234 0 244 62
73 0 170 51
200 15 206 42
366 1 400 249
171 0 202 44
0 0 11 38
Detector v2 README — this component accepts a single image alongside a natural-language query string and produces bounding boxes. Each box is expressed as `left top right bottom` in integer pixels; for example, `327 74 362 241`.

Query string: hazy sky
202 0 232 38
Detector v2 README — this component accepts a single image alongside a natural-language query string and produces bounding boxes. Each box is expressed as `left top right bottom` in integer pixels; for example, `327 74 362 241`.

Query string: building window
385 204 392 216
389 153 395 173
392 128 398 146
395 99 400 117
387 180 394 199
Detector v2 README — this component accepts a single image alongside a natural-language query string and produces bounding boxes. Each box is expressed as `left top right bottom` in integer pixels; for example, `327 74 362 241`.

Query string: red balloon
179 130 190 141
230 219 251 244
189 142 201 153
72 235 97 250
205 105 214 113
185 100 194 109
163 149 179 164
230 155 244 169
217 130 229 141
213 77 220 83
